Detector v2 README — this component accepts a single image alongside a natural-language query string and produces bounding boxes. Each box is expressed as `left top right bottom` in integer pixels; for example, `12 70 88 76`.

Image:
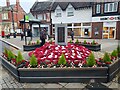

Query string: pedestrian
21 31 24 40
70 30 74 41
40 28 46 46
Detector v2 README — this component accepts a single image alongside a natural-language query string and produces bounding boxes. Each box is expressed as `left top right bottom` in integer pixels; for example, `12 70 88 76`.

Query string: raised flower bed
1 42 120 83
23 40 41 51
70 40 101 51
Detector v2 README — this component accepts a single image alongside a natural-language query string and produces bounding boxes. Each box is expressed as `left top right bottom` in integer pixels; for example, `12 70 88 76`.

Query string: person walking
21 31 24 40
40 28 46 46
70 30 74 41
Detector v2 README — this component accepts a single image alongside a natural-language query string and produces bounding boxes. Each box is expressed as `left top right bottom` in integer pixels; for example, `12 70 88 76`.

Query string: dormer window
55 6 62 17
67 5 74 17
96 4 100 14
104 2 118 12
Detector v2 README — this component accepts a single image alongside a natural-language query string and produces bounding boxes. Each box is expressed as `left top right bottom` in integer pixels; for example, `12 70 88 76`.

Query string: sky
0 0 48 13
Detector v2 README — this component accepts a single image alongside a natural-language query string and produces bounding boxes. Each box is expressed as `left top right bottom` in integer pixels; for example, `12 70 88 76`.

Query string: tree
87 53 96 67
103 52 111 63
16 51 24 64
58 53 66 65
30 54 37 67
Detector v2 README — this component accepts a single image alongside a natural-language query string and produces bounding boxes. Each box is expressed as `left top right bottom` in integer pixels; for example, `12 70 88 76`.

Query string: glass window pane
74 23 81 26
114 2 118 11
83 23 91 26
67 23 72 26
109 3 113 12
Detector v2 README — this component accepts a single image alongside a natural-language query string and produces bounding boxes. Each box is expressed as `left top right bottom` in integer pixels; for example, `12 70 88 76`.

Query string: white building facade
51 3 92 38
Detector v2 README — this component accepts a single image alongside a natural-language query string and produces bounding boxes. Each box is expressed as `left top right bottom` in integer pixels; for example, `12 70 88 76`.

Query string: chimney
6 0 10 6
16 0 19 10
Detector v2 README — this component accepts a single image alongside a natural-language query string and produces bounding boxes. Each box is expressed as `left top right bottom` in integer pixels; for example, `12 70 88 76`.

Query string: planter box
18 67 108 83
79 44 101 51
1 56 120 83
23 44 41 51
107 59 120 82
0 56 19 81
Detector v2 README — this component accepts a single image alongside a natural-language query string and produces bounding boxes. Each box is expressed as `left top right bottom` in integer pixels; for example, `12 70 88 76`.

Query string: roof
2 4 16 11
51 2 92 11
20 13 40 23
30 1 52 12
30 1 93 12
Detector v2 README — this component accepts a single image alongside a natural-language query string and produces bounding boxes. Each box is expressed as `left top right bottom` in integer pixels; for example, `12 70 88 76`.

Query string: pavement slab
0 37 120 89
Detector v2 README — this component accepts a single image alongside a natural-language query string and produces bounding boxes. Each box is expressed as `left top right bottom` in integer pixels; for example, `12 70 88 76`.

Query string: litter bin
1 31 5 38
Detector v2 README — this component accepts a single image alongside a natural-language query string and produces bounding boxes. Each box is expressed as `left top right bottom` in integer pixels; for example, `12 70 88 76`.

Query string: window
83 23 91 26
67 7 74 16
2 13 8 20
114 2 118 11
55 8 61 17
104 2 118 12
96 4 101 13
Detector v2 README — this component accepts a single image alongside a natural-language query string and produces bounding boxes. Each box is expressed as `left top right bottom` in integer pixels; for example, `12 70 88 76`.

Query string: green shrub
103 52 111 63
87 53 96 67
111 50 118 57
69 40 73 44
75 39 79 44
16 51 24 64
91 40 95 45
58 53 66 65
30 54 37 67
49 39 53 44
28 41 31 45
36 40 40 44
7 50 15 60
83 40 87 44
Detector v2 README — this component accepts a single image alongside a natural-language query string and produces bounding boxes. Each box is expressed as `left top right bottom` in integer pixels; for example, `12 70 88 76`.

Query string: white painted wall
51 5 92 24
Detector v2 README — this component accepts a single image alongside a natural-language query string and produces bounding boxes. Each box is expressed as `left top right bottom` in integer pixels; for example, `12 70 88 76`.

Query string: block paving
0 37 120 89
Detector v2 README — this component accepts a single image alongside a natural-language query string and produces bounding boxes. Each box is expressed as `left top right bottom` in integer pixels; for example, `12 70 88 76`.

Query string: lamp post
10 6 16 38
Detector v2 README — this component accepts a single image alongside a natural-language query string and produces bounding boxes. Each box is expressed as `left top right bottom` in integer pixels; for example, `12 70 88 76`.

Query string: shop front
103 22 116 39
92 15 120 39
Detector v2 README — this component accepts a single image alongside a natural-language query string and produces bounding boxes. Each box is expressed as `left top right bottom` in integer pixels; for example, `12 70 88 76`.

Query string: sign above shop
100 16 120 21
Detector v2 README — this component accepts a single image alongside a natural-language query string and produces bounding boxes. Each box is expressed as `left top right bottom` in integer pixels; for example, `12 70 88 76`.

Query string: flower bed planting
1 42 120 83
23 40 41 51
69 39 101 51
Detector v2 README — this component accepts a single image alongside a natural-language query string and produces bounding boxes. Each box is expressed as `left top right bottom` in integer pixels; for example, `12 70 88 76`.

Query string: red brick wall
92 22 103 39
116 21 120 40
3 4 25 29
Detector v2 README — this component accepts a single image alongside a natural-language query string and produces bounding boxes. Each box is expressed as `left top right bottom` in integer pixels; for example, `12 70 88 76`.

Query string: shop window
67 23 72 27
74 23 81 26
83 23 91 26
84 29 89 36
73 28 81 36
67 28 72 36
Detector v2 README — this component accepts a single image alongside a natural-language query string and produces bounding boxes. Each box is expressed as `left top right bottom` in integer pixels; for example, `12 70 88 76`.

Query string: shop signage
100 16 120 21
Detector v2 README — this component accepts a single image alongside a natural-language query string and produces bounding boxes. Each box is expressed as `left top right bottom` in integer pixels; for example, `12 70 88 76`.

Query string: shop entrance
103 27 116 39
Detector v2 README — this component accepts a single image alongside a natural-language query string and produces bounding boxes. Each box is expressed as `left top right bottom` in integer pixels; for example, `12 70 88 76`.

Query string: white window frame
2 13 8 20
67 7 74 16
104 2 118 13
55 8 62 17
96 4 101 14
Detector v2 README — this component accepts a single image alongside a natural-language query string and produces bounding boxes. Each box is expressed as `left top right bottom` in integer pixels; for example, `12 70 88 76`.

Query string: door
57 27 65 43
